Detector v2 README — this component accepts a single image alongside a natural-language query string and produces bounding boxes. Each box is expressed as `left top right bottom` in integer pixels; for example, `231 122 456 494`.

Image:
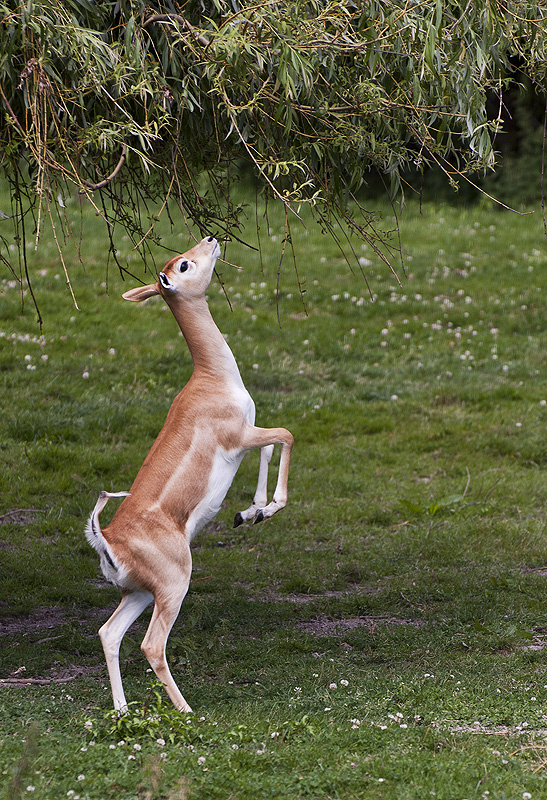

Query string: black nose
207 236 215 242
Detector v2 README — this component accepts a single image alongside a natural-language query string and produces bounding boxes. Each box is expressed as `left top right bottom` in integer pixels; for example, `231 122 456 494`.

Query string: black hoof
254 510 264 524
233 512 244 528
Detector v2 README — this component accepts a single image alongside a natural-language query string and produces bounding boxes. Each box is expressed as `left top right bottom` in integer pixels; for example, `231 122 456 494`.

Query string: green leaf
400 500 424 514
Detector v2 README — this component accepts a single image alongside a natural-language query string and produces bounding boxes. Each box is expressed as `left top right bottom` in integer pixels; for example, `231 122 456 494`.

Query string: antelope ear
122 283 160 302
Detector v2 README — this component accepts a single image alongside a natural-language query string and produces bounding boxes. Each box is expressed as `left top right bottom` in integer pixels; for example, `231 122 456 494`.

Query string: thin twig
541 97 547 242
46 203 79 310
462 467 471 501
275 208 290 327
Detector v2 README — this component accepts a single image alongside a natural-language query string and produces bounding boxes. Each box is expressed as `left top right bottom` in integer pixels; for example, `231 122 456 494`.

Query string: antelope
85 236 293 713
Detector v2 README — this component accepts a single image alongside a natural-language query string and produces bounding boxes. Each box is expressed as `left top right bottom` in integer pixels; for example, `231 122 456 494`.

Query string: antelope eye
179 260 189 273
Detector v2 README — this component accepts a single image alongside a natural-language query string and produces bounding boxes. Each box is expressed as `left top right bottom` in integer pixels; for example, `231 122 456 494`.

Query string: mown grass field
2 189 547 799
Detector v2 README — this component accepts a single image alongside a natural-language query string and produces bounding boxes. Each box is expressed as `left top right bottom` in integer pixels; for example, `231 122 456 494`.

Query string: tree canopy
1 0 547 314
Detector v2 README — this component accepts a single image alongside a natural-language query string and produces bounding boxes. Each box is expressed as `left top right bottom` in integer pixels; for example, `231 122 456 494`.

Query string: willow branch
143 14 209 47
83 145 127 191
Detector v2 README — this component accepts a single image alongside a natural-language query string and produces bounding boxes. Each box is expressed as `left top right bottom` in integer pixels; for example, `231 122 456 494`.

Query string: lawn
2 189 547 799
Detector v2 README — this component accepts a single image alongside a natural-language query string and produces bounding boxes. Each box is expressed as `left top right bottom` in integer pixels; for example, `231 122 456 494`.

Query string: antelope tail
85 491 130 582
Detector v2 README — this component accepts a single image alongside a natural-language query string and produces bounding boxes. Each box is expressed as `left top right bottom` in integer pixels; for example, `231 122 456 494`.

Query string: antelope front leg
234 426 293 526
234 445 274 527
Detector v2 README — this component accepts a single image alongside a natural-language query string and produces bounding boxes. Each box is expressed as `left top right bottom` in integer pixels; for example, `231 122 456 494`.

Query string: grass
2 189 547 798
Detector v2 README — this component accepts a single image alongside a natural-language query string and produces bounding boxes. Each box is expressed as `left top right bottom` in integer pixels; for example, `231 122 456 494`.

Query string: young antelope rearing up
86 237 293 712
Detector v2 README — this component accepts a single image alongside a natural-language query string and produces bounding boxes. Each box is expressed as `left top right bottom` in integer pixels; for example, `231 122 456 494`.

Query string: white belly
185 447 244 539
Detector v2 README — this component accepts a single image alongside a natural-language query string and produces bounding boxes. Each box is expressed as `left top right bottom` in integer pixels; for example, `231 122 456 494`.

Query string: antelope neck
168 295 241 381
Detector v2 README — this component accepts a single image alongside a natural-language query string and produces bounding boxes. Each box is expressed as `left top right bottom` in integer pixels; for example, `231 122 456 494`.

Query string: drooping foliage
1 0 547 313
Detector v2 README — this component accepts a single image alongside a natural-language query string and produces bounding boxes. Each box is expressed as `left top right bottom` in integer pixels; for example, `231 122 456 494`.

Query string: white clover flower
329 682 337 690
197 756 206 766
77 775 85 781
26 787 35 792
340 679 349 686
82 370 89 379
133 743 141 751
84 721 93 729
232 744 239 750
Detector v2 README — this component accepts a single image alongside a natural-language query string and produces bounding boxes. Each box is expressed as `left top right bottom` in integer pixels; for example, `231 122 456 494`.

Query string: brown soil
299 614 425 636
0 508 45 526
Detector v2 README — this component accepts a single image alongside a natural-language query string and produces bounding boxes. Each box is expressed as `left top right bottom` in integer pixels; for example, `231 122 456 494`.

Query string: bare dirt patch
0 605 68 636
299 614 425 636
244 586 380 604
0 605 115 686
0 508 45 526
0 605 116 637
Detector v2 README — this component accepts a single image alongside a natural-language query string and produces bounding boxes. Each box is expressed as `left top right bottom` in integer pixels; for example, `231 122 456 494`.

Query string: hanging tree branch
1 0 547 321
143 13 210 47
83 145 128 192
